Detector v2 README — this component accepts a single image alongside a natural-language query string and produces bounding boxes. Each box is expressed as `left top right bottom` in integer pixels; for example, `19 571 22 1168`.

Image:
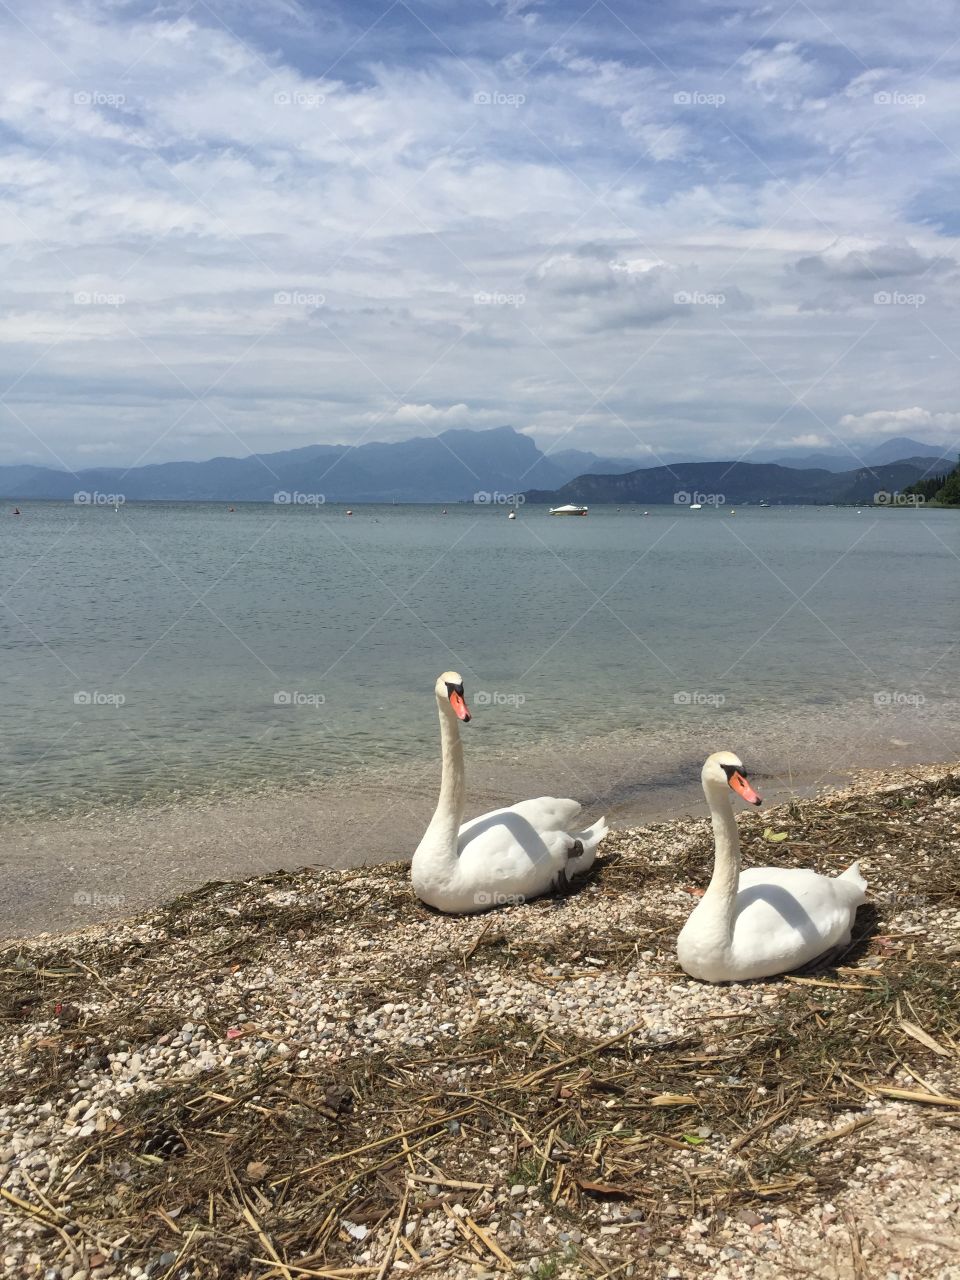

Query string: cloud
785 434 830 448
1 1 959 467
838 408 960 441
740 42 821 107
796 241 954 281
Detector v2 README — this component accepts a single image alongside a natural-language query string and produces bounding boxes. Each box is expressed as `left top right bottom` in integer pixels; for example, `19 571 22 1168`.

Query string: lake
2 500 957 825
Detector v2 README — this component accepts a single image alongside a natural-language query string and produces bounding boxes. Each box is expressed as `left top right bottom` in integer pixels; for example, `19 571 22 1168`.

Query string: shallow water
1 500 957 822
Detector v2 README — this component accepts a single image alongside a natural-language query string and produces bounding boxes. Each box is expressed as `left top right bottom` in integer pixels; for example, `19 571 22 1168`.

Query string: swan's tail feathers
838 860 868 902
567 816 609 877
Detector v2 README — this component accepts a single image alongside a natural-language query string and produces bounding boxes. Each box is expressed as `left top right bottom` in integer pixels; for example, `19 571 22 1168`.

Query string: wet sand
2 706 954 939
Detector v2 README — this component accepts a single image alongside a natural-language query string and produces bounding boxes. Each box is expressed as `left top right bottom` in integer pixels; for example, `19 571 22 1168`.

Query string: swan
676 752 867 983
411 672 608 914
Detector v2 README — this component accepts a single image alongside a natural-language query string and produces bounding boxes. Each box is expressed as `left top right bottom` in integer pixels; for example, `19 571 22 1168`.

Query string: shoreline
3 719 957 940
1 762 958 1279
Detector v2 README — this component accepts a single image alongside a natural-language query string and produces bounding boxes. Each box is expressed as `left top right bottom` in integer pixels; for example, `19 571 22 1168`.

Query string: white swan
411 673 608 914
676 752 867 983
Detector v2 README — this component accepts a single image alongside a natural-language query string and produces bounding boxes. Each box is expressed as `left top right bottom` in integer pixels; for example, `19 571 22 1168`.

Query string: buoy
346 509 353 516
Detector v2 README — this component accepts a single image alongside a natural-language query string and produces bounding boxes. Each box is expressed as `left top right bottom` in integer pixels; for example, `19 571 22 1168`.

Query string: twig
513 1021 648 1088
870 1086 960 1108
464 1214 514 1270
298 1105 477 1173
406 1174 494 1191
803 1117 874 1149
375 1186 410 1280
241 1200 293 1280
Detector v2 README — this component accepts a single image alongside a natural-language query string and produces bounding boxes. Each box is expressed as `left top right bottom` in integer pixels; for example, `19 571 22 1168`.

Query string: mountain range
525 459 946 507
0 428 637 504
0 427 954 505
769 436 953 472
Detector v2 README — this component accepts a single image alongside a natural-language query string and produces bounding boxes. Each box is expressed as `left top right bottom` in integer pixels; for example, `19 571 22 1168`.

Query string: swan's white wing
732 867 862 970
487 796 582 833
458 805 574 864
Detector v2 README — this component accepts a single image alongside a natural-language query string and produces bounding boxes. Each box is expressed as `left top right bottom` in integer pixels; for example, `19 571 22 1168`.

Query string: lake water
2 500 957 825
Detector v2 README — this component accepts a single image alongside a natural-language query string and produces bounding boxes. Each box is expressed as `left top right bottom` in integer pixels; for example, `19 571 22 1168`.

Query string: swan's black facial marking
720 762 749 779
444 679 471 722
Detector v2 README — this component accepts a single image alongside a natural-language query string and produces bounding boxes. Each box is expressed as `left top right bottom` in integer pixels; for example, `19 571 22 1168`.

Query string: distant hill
772 436 953 473
525 459 937 506
542 448 646 478
0 428 639 504
2 428 952 504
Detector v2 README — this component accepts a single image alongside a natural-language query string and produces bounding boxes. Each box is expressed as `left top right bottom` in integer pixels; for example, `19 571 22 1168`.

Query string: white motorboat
549 503 588 516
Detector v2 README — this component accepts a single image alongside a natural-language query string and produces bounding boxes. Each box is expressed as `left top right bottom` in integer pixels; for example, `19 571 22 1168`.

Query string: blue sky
2 0 960 470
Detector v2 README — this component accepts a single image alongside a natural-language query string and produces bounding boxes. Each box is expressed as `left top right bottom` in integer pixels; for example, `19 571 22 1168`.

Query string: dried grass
1 768 958 1278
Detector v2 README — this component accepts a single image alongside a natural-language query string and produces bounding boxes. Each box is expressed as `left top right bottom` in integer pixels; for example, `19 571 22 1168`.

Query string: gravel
0 762 958 1279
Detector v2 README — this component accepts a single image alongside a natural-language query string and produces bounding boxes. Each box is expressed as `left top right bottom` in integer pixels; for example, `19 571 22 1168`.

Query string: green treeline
904 457 960 505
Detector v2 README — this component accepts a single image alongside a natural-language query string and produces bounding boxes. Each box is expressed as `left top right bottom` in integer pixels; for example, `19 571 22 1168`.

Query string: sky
2 0 960 471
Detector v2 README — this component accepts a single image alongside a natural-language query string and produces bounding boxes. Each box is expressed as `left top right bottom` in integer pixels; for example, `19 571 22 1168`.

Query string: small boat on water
689 502 702 510
507 510 517 519
549 503 588 516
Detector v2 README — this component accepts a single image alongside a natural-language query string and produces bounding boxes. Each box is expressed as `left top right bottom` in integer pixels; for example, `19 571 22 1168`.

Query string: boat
507 510 517 520
548 504 588 516
689 502 702 510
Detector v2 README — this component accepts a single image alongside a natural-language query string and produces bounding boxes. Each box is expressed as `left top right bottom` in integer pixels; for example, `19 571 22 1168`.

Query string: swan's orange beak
728 771 761 806
449 690 471 722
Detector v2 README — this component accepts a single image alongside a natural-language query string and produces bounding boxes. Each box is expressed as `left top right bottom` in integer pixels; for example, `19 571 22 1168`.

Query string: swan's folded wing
457 806 575 870
502 796 582 832
735 868 860 945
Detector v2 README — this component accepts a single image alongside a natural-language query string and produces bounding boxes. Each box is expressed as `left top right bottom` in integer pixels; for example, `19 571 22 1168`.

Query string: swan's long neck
421 698 465 866
699 783 741 938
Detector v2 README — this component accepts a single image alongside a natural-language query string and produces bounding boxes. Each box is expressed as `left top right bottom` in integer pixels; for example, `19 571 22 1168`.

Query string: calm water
1 501 957 820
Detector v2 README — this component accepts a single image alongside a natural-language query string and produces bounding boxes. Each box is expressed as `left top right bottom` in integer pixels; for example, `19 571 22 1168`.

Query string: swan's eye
720 763 748 778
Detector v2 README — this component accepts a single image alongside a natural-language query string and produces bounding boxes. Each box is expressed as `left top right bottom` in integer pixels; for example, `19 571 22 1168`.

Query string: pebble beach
1 763 958 1280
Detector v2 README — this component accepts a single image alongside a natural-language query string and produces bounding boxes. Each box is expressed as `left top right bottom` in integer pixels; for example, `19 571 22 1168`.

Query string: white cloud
838 408 960 441
0 1 959 467
740 42 820 107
